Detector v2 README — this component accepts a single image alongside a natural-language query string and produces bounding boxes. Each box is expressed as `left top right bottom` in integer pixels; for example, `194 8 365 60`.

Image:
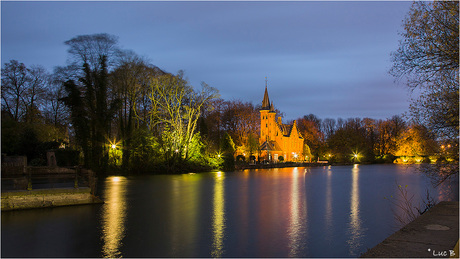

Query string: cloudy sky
1 1 413 121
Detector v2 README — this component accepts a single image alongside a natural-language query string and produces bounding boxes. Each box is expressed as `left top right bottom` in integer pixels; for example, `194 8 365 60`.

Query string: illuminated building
259 85 304 162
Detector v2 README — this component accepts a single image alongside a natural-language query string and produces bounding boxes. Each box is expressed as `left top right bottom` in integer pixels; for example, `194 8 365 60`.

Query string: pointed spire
262 79 271 110
270 101 275 112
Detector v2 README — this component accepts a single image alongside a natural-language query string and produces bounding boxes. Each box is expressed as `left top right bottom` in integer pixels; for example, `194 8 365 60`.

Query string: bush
278 156 284 162
221 153 235 171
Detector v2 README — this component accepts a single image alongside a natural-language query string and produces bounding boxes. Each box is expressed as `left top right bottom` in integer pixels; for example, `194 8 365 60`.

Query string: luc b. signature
428 248 456 257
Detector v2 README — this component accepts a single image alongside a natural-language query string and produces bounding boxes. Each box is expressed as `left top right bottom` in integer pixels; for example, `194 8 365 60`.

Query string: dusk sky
2 1 413 121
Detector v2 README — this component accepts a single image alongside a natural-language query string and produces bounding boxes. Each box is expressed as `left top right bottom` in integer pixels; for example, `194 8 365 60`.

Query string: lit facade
259 86 304 162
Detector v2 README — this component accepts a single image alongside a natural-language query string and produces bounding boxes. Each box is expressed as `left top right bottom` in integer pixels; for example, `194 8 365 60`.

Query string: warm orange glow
102 176 127 258
287 167 307 257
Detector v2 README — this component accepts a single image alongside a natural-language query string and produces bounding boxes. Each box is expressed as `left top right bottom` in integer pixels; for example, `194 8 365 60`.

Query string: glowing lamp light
111 144 117 149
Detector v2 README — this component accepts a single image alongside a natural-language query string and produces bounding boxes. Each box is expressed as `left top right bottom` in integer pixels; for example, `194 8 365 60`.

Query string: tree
395 124 438 158
22 65 49 123
201 98 226 152
110 50 165 169
61 34 122 172
146 72 219 169
391 0 459 184
326 118 374 163
391 0 458 140
2 60 32 121
220 100 260 152
65 33 119 73
296 114 324 159
62 57 120 172
322 118 336 140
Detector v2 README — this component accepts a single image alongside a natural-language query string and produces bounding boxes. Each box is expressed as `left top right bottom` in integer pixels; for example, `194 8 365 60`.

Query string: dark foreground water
2 164 458 257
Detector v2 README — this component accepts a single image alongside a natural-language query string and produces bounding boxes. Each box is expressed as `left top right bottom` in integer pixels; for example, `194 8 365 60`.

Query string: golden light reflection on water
347 165 363 256
287 167 307 257
169 174 200 256
211 171 226 257
102 176 128 258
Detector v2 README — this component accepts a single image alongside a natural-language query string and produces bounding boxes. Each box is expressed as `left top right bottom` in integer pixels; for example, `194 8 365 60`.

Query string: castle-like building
259 86 304 162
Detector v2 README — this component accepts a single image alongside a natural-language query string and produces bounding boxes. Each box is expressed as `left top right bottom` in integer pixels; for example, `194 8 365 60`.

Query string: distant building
259 86 304 162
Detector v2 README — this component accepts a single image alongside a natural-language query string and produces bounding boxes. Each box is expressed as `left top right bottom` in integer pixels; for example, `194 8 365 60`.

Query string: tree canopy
391 0 459 140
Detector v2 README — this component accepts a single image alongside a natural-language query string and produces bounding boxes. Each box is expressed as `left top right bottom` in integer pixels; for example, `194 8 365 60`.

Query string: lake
2 164 458 257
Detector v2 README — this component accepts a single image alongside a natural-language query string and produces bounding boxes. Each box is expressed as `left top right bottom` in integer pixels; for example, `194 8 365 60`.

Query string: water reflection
101 176 128 258
211 171 226 257
169 174 200 256
347 164 364 256
3 165 458 258
287 168 307 257
325 166 333 241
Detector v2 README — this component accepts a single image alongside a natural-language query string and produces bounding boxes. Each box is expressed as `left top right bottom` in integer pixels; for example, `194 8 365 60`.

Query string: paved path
361 201 459 258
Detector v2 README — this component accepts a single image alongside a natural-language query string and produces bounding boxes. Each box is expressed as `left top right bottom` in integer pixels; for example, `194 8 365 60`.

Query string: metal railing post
26 166 32 191
74 166 79 188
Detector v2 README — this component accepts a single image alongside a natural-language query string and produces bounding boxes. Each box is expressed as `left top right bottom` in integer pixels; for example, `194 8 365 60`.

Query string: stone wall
1 187 102 211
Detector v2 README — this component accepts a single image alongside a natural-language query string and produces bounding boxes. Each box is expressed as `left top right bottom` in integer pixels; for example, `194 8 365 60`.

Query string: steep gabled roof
261 86 271 110
279 124 293 137
260 140 282 152
277 121 303 139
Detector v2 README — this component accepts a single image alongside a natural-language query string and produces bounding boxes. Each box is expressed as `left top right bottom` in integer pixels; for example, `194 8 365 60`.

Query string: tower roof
262 86 271 110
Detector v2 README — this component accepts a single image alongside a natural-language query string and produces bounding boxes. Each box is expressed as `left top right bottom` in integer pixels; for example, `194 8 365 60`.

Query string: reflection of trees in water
419 163 459 190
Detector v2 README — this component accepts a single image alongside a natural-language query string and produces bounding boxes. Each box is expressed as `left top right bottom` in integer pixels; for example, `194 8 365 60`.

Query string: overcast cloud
1 1 413 121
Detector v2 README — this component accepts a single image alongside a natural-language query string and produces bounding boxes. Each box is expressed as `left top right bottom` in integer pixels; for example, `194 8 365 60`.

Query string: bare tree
23 65 49 123
391 0 458 140
65 33 119 72
1 60 28 121
322 118 336 140
147 72 219 164
110 50 166 168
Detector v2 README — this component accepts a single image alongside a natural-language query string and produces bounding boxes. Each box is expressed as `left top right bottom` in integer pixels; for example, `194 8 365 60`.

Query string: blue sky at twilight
1 1 413 121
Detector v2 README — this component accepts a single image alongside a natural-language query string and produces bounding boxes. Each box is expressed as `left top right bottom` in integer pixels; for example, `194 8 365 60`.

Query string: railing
1 166 97 194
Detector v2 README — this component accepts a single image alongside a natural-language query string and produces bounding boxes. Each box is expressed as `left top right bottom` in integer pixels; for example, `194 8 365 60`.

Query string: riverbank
235 161 330 170
361 201 459 258
1 187 103 211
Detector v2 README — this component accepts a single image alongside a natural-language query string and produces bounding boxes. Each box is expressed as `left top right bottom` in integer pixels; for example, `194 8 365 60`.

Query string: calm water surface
2 164 458 257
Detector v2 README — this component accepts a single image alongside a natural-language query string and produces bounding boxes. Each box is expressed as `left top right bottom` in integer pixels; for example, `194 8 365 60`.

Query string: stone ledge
1 187 103 211
361 201 459 258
